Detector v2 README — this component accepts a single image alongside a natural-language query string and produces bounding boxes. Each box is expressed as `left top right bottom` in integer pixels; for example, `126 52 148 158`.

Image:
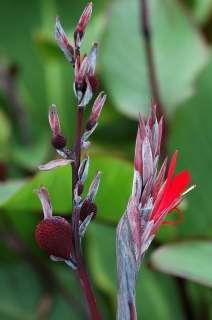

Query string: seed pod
51 134 67 149
35 217 72 259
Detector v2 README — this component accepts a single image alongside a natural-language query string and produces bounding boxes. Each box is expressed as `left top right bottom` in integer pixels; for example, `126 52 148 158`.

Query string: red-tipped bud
35 217 72 259
49 105 61 136
80 199 97 221
51 133 67 149
74 2 93 48
86 92 106 130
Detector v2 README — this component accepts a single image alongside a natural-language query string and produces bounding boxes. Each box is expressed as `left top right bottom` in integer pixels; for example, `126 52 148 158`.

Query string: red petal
161 170 191 208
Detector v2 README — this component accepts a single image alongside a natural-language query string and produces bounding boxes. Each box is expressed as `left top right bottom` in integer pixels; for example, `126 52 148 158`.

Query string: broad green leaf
2 156 133 223
0 180 26 207
12 136 50 170
87 223 185 319
0 263 42 320
2 166 72 213
150 241 212 287
188 0 212 23
168 56 212 237
100 0 208 118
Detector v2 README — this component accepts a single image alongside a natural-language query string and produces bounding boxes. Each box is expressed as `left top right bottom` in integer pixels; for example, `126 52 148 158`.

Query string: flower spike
116 105 194 320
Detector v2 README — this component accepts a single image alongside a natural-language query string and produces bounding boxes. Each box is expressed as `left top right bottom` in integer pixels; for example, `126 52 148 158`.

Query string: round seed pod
51 134 67 149
35 217 72 259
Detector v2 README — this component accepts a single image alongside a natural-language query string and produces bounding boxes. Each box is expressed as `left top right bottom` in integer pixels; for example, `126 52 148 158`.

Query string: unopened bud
49 105 61 136
80 199 97 221
74 2 93 48
86 92 106 130
52 134 67 149
35 217 73 259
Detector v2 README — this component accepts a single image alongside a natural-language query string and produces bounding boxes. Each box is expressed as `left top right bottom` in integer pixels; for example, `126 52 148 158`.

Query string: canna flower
116 104 194 320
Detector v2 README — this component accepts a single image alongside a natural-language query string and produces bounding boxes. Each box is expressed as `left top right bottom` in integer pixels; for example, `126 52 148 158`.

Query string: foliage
0 0 212 318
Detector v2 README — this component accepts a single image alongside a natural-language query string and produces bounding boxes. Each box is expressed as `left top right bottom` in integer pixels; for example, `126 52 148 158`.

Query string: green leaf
2 156 133 223
150 241 212 287
1 166 72 213
12 136 50 170
188 0 212 23
100 0 208 118
0 180 26 207
0 263 42 319
87 223 185 319
0 110 11 147
168 56 212 237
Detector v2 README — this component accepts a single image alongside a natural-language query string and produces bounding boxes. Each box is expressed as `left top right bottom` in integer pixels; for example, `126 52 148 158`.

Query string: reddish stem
129 302 137 320
71 107 102 320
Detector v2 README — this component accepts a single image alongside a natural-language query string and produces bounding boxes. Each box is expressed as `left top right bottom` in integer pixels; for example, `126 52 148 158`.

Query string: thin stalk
129 302 137 320
140 0 163 117
71 107 101 320
140 0 168 156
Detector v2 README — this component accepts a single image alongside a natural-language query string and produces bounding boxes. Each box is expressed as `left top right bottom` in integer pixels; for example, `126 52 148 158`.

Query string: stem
71 107 101 320
129 302 137 320
140 0 168 156
140 0 163 117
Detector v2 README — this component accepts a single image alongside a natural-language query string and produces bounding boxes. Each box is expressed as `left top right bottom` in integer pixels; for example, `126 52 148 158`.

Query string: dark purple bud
35 216 73 259
77 181 84 196
80 199 97 221
55 17 75 65
51 133 67 149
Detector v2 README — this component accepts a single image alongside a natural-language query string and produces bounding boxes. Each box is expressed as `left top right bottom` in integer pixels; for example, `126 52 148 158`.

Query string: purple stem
71 107 101 320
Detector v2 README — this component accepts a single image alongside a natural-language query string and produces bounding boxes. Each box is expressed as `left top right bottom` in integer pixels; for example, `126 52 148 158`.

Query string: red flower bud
80 199 97 221
35 217 72 259
51 134 67 149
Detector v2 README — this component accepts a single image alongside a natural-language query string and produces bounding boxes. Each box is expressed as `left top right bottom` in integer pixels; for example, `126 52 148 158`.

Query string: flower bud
80 199 97 221
51 133 67 149
35 217 73 259
86 92 106 130
74 2 93 49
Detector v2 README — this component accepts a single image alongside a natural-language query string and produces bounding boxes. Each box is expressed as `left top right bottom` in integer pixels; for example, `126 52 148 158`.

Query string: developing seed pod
35 216 73 259
51 133 67 149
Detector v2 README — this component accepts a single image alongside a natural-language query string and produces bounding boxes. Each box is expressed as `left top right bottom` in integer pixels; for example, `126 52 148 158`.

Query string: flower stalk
35 3 105 319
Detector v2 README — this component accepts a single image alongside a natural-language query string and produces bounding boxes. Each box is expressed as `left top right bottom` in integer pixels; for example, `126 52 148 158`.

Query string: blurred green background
0 0 212 319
